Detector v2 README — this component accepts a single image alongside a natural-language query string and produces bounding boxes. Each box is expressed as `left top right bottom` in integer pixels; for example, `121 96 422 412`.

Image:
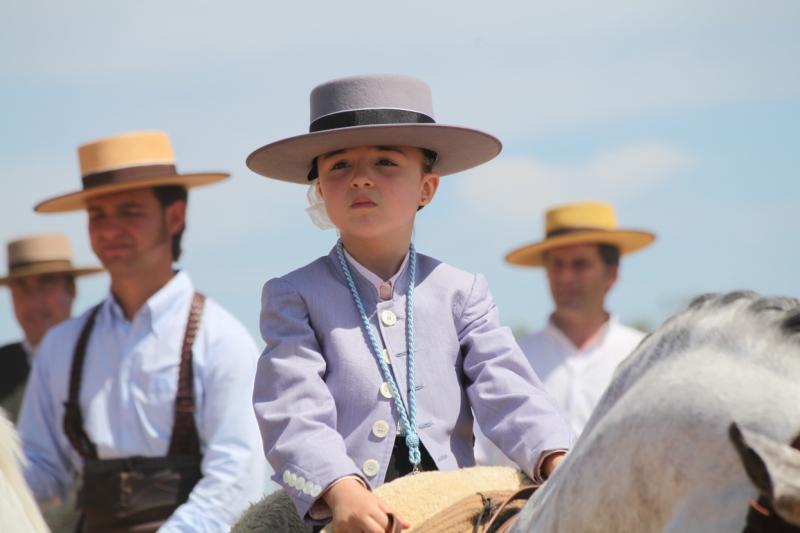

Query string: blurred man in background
476 202 655 463
0 233 101 420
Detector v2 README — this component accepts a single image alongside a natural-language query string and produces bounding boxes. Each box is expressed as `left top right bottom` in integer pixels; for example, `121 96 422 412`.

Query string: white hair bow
305 181 336 230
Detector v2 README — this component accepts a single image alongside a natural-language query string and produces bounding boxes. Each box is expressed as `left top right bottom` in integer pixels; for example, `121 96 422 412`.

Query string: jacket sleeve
253 277 364 520
458 274 575 477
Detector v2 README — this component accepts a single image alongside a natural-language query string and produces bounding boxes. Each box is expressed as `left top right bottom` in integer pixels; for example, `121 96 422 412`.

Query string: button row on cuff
282 469 322 498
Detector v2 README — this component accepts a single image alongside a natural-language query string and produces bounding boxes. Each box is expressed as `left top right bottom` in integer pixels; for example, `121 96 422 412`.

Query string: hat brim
246 123 502 184
0 264 104 286
34 172 229 213
505 229 656 267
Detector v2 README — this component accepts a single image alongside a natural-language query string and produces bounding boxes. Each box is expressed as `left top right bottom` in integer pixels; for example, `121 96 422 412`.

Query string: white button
302 481 313 495
288 472 297 487
380 310 397 326
382 349 391 365
380 382 393 399
310 484 322 498
296 475 305 490
372 420 390 438
362 459 380 477
282 470 291 484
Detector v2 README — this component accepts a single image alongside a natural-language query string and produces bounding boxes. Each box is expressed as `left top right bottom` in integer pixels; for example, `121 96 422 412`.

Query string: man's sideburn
136 203 175 269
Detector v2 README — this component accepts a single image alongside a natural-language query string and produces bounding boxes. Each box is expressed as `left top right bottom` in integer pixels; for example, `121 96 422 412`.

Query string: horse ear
729 422 800 525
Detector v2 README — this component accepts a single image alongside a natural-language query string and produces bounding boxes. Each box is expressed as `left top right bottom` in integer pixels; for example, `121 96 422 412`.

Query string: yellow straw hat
0 233 103 285
505 202 656 267
35 131 229 213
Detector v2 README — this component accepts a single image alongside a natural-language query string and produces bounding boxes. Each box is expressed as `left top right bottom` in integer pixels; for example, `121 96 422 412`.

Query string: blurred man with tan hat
0 233 101 421
17 131 265 532
476 201 655 462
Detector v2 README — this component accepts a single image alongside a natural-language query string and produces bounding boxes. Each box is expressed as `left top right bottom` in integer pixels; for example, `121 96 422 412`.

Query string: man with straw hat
477 201 655 465
0 233 101 421
17 131 265 532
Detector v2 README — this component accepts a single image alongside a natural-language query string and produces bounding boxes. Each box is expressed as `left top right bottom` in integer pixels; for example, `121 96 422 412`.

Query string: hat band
8 259 74 273
546 226 612 238
82 164 178 190
309 108 435 133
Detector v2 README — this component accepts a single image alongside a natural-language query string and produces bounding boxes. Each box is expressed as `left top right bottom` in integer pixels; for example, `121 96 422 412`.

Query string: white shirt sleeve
18 328 76 502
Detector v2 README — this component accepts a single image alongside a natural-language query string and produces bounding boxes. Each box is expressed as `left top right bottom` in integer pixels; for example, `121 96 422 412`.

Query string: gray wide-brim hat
246 74 502 184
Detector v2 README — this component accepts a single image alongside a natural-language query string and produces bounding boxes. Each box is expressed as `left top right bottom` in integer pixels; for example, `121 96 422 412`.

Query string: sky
1 0 798 346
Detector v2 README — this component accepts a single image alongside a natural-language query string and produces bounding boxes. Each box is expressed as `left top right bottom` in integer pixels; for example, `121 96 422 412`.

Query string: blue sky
1 0 798 345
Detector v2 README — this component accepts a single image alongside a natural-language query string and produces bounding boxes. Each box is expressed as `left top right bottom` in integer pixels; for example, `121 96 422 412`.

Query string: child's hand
542 451 566 479
323 478 410 532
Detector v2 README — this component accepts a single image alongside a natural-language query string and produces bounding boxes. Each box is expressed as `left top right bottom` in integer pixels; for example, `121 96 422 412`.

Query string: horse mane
687 290 799 323
583 291 800 435
682 290 799 345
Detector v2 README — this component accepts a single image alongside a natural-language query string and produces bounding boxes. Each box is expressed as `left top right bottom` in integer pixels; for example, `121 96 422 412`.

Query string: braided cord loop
404 247 420 466
335 240 421 470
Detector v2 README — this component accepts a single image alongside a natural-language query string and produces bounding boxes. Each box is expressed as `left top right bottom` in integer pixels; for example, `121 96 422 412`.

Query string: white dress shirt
475 316 643 465
18 271 266 532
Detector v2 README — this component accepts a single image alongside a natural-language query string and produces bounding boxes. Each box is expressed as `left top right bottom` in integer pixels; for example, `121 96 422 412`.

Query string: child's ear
316 180 324 199
419 174 440 207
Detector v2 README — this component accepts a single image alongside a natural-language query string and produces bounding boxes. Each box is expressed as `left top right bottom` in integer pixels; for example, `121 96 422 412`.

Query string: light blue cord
335 240 421 470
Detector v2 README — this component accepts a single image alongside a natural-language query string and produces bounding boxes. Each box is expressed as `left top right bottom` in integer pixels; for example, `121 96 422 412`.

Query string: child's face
316 145 439 242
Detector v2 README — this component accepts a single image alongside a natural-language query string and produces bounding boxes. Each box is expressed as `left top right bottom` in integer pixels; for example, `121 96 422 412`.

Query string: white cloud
455 141 691 224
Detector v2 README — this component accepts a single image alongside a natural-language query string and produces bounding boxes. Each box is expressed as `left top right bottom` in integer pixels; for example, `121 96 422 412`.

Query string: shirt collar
105 271 194 338
21 338 35 364
546 314 617 352
343 248 410 300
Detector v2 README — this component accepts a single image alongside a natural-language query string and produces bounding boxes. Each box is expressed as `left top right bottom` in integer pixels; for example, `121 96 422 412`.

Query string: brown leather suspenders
168 293 205 457
63 292 206 461
63 304 102 460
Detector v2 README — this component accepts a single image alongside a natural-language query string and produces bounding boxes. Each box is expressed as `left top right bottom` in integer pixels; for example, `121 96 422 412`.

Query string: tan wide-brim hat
246 74 502 184
0 233 103 285
35 131 229 213
506 202 656 267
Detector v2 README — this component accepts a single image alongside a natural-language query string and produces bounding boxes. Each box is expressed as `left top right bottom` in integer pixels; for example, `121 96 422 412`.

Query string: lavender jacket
253 247 573 518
